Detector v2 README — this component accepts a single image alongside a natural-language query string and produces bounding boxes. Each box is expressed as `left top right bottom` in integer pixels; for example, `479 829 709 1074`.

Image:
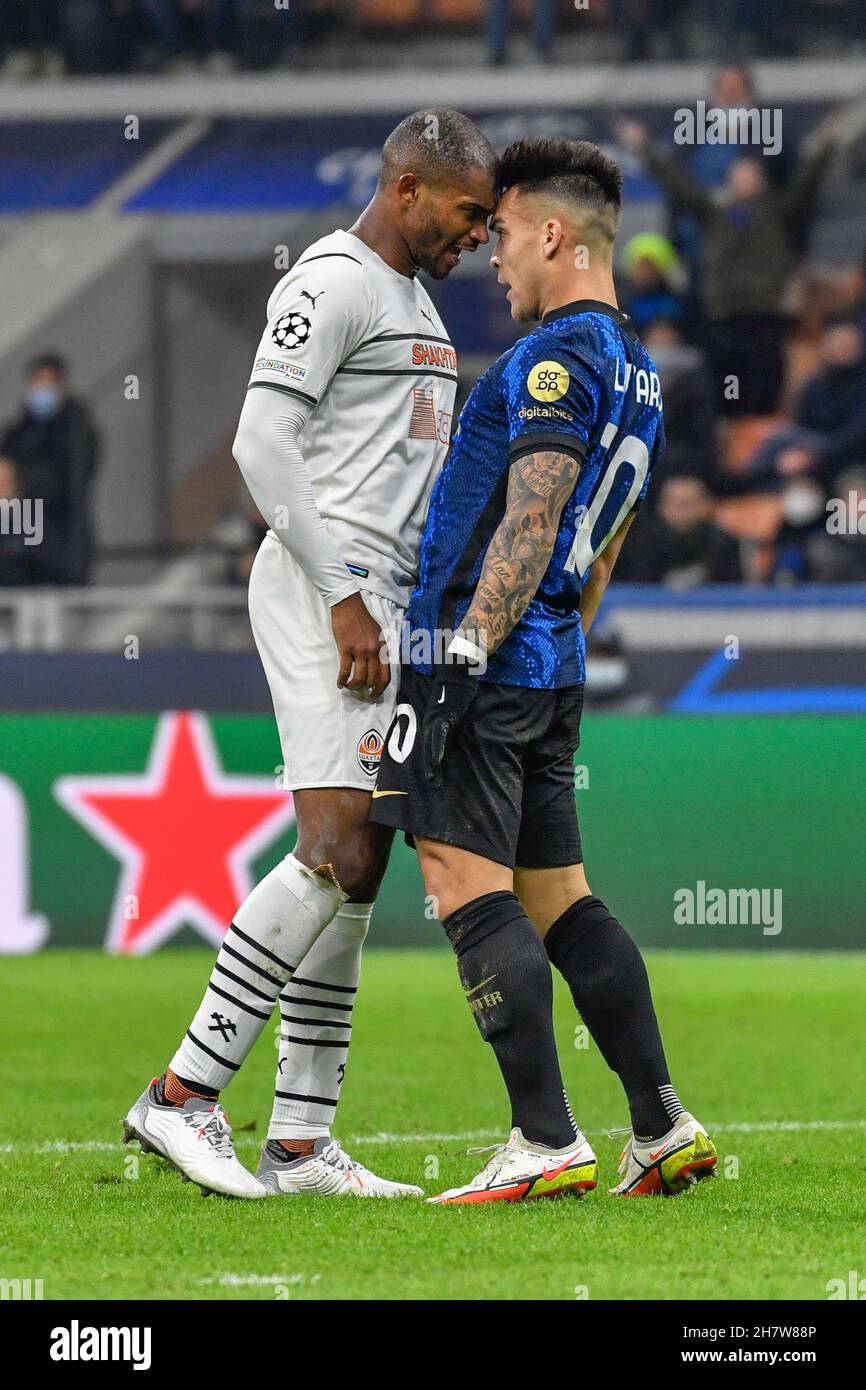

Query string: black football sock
443 891 577 1151
544 896 684 1143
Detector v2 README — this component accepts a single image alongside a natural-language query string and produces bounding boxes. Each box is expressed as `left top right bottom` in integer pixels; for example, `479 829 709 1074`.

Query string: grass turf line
2 949 865 1301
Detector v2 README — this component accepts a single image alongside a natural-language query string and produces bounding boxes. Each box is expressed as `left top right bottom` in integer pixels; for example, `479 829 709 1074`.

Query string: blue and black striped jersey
406 300 666 688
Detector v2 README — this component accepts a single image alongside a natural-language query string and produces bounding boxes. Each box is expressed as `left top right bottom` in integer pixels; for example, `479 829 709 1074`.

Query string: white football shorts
248 532 403 792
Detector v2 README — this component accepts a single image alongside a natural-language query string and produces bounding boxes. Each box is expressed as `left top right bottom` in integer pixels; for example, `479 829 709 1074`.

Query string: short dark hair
380 109 496 187
27 352 67 378
496 138 623 240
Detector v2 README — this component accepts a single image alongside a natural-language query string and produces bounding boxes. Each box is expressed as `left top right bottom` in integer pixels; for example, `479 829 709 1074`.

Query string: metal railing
0 586 253 652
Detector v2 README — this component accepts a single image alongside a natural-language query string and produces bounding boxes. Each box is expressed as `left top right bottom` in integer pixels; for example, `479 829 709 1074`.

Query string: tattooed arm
422 449 581 786
459 450 581 660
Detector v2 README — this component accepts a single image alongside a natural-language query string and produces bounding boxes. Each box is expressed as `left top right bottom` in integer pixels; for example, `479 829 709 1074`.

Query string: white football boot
123 1079 266 1199
609 1112 718 1196
256 1138 423 1197
427 1126 598 1205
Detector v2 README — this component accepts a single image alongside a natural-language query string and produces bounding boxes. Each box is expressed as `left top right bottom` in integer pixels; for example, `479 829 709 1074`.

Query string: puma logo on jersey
420 308 436 328
300 289 325 308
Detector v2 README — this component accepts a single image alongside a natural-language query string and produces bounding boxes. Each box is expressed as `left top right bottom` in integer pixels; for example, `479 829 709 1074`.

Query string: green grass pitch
3 949 865 1301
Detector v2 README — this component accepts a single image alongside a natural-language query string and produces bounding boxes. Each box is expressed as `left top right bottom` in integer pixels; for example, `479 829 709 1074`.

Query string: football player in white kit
124 111 496 1198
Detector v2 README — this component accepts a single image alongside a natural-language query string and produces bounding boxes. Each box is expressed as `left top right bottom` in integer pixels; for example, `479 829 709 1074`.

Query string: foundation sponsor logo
255 358 308 383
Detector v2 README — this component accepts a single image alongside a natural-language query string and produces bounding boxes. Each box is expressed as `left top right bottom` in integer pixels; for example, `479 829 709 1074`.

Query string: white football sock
169 853 345 1092
268 901 373 1140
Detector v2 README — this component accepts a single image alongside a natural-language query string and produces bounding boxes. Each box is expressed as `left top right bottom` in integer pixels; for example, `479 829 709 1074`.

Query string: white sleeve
233 387 358 607
248 252 372 404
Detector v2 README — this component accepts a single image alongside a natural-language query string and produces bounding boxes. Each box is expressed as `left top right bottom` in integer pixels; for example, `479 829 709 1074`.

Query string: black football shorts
368 666 584 870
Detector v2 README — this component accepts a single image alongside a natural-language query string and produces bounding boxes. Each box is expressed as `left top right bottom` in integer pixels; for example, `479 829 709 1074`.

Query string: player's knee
294 829 388 901
417 841 510 923
421 863 459 921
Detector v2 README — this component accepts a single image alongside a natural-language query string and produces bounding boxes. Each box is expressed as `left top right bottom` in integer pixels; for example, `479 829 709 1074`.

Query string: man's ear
542 219 564 260
396 172 421 207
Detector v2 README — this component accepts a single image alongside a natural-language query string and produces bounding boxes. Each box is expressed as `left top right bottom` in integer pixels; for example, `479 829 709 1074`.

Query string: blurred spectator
0 455 41 585
619 234 688 333
0 0 132 77
486 0 557 66
741 318 866 491
848 242 866 337
0 355 100 585
608 0 691 61
137 0 235 70
642 319 718 484
616 474 743 586
806 465 866 581
614 113 842 417
771 475 830 583
0 0 58 77
706 0 800 58
672 66 794 277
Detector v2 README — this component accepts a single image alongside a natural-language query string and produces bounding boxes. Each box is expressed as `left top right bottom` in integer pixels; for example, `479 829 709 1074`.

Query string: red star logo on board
54 711 294 955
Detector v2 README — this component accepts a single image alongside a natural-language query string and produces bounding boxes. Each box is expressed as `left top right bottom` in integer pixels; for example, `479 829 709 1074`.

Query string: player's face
489 187 545 322
408 167 495 280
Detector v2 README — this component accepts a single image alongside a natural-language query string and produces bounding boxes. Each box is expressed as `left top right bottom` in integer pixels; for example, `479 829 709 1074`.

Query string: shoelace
319 1139 359 1178
606 1127 635 1177
185 1104 235 1159
464 1141 512 1187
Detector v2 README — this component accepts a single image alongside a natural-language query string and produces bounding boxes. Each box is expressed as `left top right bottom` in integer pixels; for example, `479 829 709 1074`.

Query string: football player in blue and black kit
370 139 718 1203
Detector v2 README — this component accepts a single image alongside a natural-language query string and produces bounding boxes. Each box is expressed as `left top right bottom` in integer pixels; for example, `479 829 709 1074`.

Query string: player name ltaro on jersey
614 356 662 407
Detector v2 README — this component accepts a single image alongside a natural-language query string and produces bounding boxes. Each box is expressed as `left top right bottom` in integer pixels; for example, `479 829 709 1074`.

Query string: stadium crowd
0 1 861 77
0 10 863 592
610 71 866 586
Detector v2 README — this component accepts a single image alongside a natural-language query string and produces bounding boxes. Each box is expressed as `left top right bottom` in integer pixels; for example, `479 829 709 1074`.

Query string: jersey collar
541 299 638 337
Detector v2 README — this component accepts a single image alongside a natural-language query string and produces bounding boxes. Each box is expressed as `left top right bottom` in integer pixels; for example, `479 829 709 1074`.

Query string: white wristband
447 634 486 663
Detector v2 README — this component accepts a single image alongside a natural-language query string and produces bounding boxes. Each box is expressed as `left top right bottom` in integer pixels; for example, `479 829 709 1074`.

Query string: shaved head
379 109 497 189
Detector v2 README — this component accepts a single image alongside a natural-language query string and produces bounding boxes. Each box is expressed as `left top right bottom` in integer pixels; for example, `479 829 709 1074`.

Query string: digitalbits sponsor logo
357 729 384 778
527 361 570 402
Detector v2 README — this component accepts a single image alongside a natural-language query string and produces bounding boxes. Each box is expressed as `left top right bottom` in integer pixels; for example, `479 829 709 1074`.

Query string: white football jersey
247 229 458 607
